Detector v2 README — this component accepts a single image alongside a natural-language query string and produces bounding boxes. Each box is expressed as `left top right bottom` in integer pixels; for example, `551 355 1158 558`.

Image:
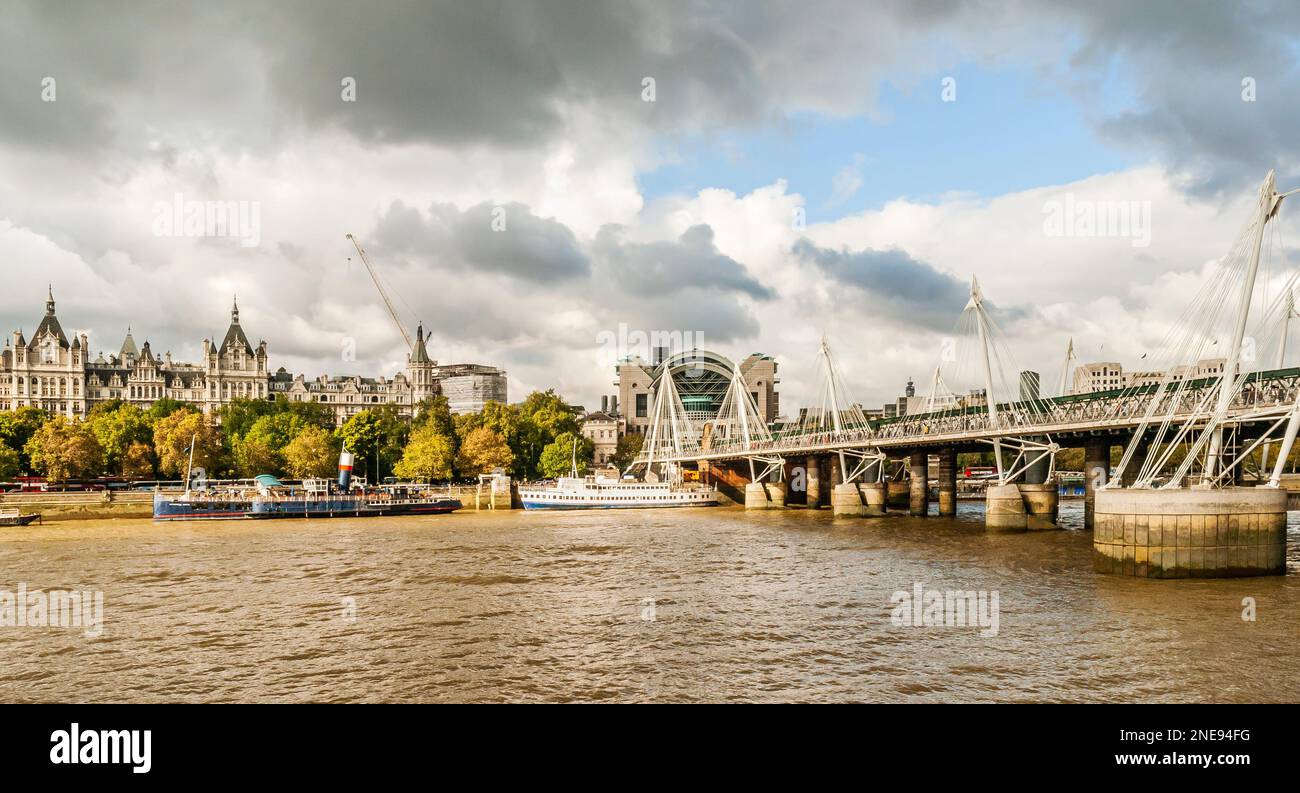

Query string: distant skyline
3 2 1300 413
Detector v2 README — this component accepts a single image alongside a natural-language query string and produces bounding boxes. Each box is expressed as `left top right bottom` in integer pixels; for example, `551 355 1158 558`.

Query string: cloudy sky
3 0 1300 412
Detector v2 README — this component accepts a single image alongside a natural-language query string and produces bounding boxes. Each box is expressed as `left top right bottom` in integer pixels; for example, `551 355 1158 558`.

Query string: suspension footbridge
631 171 1300 579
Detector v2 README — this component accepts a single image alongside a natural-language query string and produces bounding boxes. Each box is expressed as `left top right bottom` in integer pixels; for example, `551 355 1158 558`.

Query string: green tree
0 406 49 472
25 417 104 482
121 441 155 480
153 409 223 479
519 390 582 479
0 443 20 479
537 431 593 479
414 394 456 438
232 434 280 477
336 406 408 481
283 425 340 479
610 432 644 471
455 426 513 476
86 401 151 473
219 397 278 440
393 424 455 481
145 397 197 425
246 412 309 451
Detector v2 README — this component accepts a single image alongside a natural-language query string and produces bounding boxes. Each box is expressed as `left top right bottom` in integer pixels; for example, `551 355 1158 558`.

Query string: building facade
1 290 507 423
1069 358 1227 395
580 410 624 466
616 349 779 435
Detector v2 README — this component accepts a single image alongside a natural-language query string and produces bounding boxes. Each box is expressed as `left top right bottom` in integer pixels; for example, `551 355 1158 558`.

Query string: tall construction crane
346 233 414 352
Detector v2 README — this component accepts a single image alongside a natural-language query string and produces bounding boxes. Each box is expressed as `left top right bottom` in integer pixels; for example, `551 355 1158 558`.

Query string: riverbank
1 482 514 523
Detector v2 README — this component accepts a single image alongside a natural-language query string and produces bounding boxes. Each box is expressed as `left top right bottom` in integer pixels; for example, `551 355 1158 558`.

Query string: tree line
0 389 645 484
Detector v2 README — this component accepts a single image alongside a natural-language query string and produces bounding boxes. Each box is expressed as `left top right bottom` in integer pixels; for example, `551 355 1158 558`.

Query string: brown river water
2 501 1298 703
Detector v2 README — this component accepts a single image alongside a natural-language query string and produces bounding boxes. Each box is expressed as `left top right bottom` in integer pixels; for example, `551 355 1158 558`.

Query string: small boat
0 508 41 526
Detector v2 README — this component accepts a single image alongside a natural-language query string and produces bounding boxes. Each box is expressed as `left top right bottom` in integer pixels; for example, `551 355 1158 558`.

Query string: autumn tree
455 426 513 476
393 424 454 482
283 425 340 479
153 409 223 479
25 417 104 482
121 441 155 480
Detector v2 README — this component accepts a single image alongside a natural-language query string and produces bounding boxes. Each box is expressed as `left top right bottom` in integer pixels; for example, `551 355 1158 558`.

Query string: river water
2 501 1298 703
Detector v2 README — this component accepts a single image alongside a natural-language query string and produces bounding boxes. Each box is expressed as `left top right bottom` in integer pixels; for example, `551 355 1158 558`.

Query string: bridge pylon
1096 169 1294 577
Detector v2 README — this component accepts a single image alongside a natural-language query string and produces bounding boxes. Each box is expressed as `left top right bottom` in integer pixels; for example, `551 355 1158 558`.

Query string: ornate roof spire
46 284 55 316
232 295 240 323
411 322 431 364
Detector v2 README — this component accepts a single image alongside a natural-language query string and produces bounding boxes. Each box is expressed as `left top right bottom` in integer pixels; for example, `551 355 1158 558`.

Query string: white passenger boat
519 474 718 510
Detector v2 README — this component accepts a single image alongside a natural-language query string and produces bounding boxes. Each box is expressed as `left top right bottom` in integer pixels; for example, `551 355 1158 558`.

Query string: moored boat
152 444 462 520
0 508 41 526
519 474 718 510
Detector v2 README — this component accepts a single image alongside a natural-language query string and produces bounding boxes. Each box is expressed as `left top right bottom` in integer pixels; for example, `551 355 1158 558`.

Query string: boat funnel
338 446 355 490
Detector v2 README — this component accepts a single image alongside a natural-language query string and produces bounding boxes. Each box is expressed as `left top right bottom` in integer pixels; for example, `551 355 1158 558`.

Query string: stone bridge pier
1083 436 1113 531
937 448 957 517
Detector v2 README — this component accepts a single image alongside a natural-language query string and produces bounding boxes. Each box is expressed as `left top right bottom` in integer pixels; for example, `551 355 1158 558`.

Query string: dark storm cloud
373 200 590 283
6 0 1299 197
1056 0 1300 196
791 238 971 329
593 223 774 299
368 201 769 343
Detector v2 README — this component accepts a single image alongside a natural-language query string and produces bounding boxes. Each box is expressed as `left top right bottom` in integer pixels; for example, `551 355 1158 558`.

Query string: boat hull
0 514 41 526
247 498 462 519
521 500 717 510
153 493 252 520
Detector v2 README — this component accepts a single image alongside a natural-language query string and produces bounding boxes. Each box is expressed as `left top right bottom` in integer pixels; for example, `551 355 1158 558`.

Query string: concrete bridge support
908 451 929 516
832 482 864 517
806 455 822 509
1083 437 1111 531
1018 483 1059 529
765 481 787 508
986 483 1027 530
1093 488 1287 577
886 462 909 510
744 482 769 509
937 448 957 517
858 481 886 516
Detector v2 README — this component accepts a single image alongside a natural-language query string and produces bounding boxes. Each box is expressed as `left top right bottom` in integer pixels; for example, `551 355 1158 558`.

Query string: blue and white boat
153 445 461 520
519 474 717 510
246 474 461 519
153 486 256 520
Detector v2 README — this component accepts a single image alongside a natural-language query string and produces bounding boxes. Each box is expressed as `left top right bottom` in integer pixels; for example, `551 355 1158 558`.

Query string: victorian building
1 291 507 423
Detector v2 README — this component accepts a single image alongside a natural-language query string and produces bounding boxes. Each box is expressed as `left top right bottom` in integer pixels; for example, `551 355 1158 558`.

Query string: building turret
407 322 436 407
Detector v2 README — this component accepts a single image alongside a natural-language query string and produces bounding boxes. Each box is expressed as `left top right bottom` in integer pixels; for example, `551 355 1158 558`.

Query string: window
636 393 648 418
